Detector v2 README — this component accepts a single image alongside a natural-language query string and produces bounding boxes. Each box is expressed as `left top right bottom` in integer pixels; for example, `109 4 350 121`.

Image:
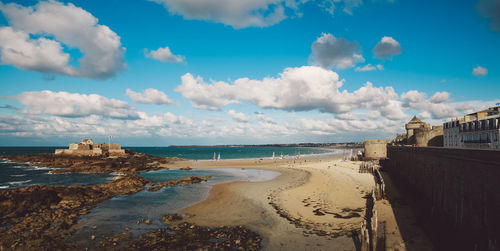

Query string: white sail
217 152 221 161
272 152 275 160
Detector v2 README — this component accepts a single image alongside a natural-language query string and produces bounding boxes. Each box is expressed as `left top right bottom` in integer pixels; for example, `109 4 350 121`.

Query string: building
443 106 500 149
55 138 126 156
396 116 443 147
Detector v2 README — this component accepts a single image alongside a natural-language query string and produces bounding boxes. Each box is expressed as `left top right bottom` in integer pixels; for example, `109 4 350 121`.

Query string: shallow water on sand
72 168 280 241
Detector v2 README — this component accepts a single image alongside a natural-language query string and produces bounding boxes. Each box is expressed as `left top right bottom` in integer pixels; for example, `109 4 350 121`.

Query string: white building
443 106 500 149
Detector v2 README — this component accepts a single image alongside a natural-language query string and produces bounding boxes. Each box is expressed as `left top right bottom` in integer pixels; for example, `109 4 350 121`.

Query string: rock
1 153 181 175
160 213 183 224
179 166 192 170
91 235 96 240
126 223 262 250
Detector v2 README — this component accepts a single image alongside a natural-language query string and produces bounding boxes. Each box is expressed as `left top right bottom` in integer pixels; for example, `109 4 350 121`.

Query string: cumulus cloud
227 110 249 123
401 90 457 119
299 117 403 136
13 90 138 119
148 0 396 28
355 64 384 72
175 65 407 120
472 66 488 76
255 112 277 124
148 0 287 29
477 0 500 32
0 1 126 79
145 46 185 63
126 88 175 105
429 91 450 103
310 33 364 69
373 36 402 60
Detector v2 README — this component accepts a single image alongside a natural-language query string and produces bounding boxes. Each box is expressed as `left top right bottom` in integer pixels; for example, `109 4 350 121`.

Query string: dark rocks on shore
127 222 262 250
0 175 153 250
147 176 211 192
179 166 192 170
1 153 180 174
159 213 184 224
0 174 213 250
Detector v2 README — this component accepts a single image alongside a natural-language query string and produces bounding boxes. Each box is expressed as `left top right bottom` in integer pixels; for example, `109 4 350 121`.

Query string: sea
0 146 344 240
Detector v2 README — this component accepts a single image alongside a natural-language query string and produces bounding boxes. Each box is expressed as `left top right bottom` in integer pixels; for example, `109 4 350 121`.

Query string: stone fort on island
55 139 126 156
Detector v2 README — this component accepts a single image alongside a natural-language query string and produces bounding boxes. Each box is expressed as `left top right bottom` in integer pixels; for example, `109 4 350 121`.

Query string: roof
408 116 423 124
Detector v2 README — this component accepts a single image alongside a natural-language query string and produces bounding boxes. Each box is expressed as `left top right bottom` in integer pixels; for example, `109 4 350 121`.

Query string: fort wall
414 125 443 146
382 146 500 250
363 140 389 159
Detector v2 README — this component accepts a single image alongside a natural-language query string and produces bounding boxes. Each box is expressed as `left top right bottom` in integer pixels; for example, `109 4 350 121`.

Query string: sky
0 0 499 146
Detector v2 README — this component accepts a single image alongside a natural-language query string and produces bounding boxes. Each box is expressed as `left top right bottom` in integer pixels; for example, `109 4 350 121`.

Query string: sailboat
272 152 275 160
217 152 221 161
213 152 216 161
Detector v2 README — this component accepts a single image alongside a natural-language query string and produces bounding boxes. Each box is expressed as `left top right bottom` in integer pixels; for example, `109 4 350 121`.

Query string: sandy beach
174 157 375 250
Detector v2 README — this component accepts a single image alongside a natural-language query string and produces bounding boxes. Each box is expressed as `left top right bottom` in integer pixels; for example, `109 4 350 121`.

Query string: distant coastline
167 142 363 148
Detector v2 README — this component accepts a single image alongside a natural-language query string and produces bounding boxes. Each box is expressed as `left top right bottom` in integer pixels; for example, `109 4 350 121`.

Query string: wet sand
177 157 374 250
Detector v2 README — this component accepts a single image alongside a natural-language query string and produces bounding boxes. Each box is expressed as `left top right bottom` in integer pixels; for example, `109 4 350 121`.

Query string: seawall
382 146 500 250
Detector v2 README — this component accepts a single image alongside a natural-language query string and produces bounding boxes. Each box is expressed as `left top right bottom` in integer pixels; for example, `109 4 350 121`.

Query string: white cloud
145 46 185 63
336 113 357 120
298 117 403 136
255 112 277 124
373 36 402 60
401 90 457 119
227 109 249 123
148 0 396 28
0 27 75 76
429 91 450 103
355 64 384 72
310 33 364 69
175 65 407 120
0 1 126 79
126 88 175 105
472 66 488 76
148 0 287 29
13 90 138 119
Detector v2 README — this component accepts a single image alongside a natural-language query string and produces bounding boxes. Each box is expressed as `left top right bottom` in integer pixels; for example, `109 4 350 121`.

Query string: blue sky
0 0 499 146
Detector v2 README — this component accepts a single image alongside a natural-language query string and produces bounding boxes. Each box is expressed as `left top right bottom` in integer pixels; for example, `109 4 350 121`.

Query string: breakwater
382 146 500 250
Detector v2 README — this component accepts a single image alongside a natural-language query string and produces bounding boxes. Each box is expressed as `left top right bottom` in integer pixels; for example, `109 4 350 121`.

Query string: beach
178 157 375 250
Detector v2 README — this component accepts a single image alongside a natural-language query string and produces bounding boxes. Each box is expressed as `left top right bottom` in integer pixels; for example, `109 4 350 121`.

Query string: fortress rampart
382 146 500 250
55 139 126 156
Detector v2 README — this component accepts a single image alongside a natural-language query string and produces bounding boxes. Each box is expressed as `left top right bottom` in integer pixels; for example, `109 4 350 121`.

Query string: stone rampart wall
382 146 500 250
364 140 389 159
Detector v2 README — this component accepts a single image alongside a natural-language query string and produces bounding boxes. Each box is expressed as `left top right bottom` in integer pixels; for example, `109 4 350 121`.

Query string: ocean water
0 158 113 190
72 168 280 241
0 146 336 160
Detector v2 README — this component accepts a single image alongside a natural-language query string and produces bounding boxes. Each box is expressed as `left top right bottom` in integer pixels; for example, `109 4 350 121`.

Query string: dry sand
173 157 375 250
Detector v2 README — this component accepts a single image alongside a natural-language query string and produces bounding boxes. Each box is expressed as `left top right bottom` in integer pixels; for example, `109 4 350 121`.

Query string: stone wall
382 146 500 250
414 125 443 146
364 140 389 159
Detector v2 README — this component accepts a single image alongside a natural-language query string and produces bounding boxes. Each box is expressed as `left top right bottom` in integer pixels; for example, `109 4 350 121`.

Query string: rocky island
0 140 262 250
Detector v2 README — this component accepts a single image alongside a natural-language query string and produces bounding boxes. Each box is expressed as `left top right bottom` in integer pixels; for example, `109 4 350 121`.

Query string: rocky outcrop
0 175 211 250
127 223 262 250
147 176 211 192
159 213 184 224
2 153 181 174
